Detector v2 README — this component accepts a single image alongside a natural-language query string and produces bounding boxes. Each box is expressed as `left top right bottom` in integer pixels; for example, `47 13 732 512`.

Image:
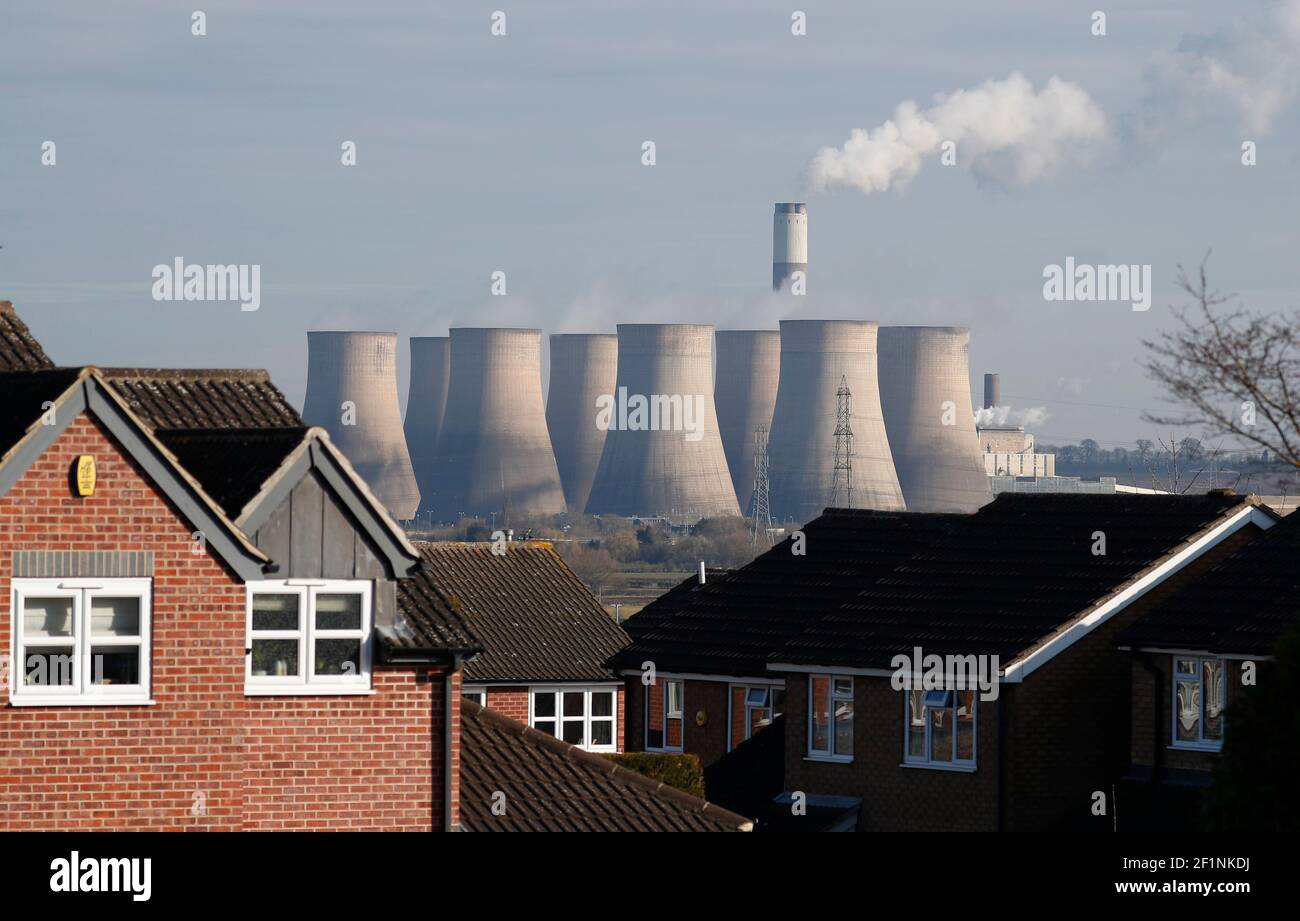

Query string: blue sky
2 0 1297 446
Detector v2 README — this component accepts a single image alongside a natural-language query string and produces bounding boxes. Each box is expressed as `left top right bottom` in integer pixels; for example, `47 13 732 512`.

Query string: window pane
666 716 683 748
463 690 484 705
91 646 140 685
834 698 853 757
746 687 768 706
930 707 953 762
591 691 614 717
908 691 927 759
314 638 361 676
533 692 556 718
750 705 772 735
772 687 786 716
591 720 613 747
1203 659 1225 740
810 676 830 752
24 648 76 686
666 681 683 717
563 691 586 717
315 594 362 630
647 682 664 748
562 720 585 745
252 594 299 631
1175 678 1201 741
1176 658 1196 676
956 690 975 761
251 639 299 677
23 597 74 638
535 720 557 737
91 597 141 637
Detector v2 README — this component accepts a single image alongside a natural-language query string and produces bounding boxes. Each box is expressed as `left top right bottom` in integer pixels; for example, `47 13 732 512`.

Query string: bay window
905 687 976 768
246 580 371 694
10 578 151 705
1173 656 1225 749
530 686 617 751
808 675 853 760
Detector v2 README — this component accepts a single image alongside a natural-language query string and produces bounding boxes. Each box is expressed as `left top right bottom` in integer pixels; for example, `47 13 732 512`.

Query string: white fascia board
1002 505 1273 683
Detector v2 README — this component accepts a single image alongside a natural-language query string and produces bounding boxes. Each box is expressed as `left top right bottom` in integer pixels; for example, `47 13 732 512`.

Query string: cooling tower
772 203 808 291
767 320 904 522
983 372 1000 410
429 328 567 521
714 330 780 513
585 324 740 522
404 336 451 512
302 331 420 519
546 334 618 515
878 327 992 514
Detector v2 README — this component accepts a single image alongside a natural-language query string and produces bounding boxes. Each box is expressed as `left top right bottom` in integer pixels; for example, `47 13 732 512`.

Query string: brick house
403 541 630 752
1116 509 1300 829
613 492 1279 830
2 303 737 832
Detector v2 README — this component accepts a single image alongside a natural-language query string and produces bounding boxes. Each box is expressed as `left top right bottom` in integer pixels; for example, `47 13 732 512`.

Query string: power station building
714 329 780 513
430 327 567 521
585 324 739 522
877 326 991 514
767 319 904 522
404 336 451 513
772 203 808 292
302 331 421 519
546 333 618 515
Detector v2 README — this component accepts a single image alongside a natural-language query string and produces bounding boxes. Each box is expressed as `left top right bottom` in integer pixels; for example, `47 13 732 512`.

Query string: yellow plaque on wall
74 455 96 496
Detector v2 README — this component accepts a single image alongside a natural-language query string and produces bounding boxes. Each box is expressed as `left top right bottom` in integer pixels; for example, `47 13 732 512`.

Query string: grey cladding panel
321 488 357 577
255 500 292 567
289 473 325 578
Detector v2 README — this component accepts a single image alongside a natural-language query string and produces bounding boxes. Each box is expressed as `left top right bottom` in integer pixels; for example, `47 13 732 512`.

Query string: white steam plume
1126 0 1300 142
973 405 1051 429
809 72 1107 196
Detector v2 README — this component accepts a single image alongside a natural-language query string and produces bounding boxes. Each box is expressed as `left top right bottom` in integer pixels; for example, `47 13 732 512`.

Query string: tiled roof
99 368 302 431
155 427 310 518
403 542 629 683
459 699 752 832
613 492 1256 675
1119 511 1300 656
0 368 84 459
0 302 55 371
392 573 482 653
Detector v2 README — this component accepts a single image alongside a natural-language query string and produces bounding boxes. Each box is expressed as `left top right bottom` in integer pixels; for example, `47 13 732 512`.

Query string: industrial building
404 335 451 513
430 327 567 521
302 331 421 519
878 326 990 513
772 203 808 292
714 329 780 513
767 319 904 522
585 324 740 522
546 333 618 515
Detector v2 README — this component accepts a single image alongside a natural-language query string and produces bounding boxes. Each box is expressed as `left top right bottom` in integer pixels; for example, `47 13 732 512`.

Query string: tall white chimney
772 203 808 291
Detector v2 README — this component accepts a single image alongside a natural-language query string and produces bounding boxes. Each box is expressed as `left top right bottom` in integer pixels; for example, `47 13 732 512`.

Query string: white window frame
245 580 372 695
903 687 977 770
645 677 684 753
1171 655 1226 751
9 578 153 706
528 686 619 752
463 686 487 707
807 675 854 762
729 681 785 750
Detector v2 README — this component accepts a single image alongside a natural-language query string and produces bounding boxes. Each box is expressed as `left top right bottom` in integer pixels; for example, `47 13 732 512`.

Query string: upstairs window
1173 656 1225 750
246 581 371 694
905 688 976 768
10 579 152 705
645 678 684 752
733 684 785 748
808 675 853 760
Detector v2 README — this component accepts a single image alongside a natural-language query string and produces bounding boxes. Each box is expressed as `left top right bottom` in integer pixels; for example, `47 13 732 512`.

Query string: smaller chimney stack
983 373 1001 410
698 561 707 585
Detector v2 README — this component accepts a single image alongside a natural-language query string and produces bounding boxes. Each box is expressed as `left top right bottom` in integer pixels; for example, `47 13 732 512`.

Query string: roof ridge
99 367 273 381
462 699 752 828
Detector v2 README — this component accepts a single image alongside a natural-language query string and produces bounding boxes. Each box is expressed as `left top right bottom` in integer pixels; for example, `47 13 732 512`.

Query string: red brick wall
782 674 1001 831
625 677 730 767
0 414 452 831
481 683 625 751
